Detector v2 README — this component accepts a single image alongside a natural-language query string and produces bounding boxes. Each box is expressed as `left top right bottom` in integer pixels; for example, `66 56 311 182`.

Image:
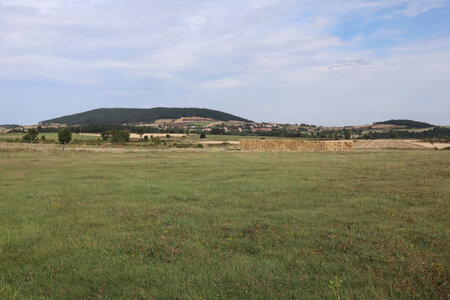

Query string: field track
354 139 448 149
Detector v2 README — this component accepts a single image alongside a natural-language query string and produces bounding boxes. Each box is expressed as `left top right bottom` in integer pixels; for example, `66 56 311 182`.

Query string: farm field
0 133 100 142
353 139 450 150
0 150 449 299
3 131 448 150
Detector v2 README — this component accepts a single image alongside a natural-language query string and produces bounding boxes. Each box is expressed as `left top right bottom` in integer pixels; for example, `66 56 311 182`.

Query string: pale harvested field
354 139 448 149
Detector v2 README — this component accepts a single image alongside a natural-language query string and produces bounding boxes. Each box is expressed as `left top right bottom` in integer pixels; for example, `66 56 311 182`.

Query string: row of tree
17 124 450 141
100 130 130 143
362 127 450 139
22 128 72 144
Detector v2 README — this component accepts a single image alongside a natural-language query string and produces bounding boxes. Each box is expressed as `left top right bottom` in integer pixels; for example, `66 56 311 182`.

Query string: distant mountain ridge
41 107 250 125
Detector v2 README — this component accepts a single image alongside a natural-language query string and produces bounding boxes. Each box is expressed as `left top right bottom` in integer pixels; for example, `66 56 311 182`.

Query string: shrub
27 128 38 141
390 130 399 139
58 128 72 144
175 143 190 148
200 133 206 139
101 131 110 141
22 128 38 143
143 135 149 142
153 137 161 145
137 127 144 138
102 130 130 143
117 130 130 142
22 133 32 143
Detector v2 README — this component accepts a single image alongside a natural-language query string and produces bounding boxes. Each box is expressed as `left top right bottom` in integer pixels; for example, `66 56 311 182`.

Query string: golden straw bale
239 139 353 152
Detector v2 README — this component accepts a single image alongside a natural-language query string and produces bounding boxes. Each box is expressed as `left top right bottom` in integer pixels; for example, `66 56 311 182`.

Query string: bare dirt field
354 139 448 149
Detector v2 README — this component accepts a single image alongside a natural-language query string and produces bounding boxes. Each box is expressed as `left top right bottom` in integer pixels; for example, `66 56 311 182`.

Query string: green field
0 150 449 299
0 133 100 142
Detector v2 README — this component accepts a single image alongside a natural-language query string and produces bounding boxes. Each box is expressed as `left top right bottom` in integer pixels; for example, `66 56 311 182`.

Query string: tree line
13 124 450 141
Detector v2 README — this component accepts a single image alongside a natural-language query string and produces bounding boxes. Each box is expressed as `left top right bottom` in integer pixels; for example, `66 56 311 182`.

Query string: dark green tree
211 128 225 135
110 130 130 143
390 130 399 139
27 128 39 141
22 133 32 143
58 128 72 144
101 131 111 141
344 129 351 140
137 127 144 138
118 130 130 142
200 133 206 139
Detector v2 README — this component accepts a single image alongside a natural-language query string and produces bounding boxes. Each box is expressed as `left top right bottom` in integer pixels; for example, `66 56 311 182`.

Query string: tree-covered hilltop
374 119 434 128
41 107 250 125
0 124 21 129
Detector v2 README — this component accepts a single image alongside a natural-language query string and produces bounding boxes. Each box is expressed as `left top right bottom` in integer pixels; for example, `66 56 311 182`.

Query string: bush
390 130 399 139
211 128 225 135
116 130 130 143
200 133 206 139
137 127 144 137
153 137 161 145
22 133 32 143
143 135 149 142
22 128 38 143
101 130 130 143
175 143 190 148
101 131 110 141
27 128 39 141
58 128 72 144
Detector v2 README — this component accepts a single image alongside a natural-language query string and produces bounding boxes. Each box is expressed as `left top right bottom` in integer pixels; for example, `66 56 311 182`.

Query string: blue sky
1 0 449 125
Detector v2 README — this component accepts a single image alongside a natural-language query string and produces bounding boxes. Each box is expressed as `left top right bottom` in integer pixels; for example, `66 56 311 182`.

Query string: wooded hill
41 108 250 126
374 119 434 128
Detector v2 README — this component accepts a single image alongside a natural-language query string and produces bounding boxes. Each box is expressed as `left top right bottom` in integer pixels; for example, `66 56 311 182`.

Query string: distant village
1 116 447 141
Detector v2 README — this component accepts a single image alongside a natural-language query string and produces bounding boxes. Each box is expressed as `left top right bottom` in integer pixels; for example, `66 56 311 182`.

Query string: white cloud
0 0 449 124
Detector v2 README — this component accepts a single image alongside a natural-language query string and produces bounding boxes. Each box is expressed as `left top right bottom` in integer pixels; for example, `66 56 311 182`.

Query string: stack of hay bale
239 139 353 151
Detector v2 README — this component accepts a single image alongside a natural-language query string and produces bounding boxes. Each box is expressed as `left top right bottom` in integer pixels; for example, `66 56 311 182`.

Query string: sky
1 0 449 126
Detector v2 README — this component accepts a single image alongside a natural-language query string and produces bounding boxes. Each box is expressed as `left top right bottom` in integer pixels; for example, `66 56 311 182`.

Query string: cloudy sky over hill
1 0 449 125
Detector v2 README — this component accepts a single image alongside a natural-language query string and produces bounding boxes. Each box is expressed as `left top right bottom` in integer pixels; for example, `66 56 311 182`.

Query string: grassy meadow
0 133 100 142
0 149 449 299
